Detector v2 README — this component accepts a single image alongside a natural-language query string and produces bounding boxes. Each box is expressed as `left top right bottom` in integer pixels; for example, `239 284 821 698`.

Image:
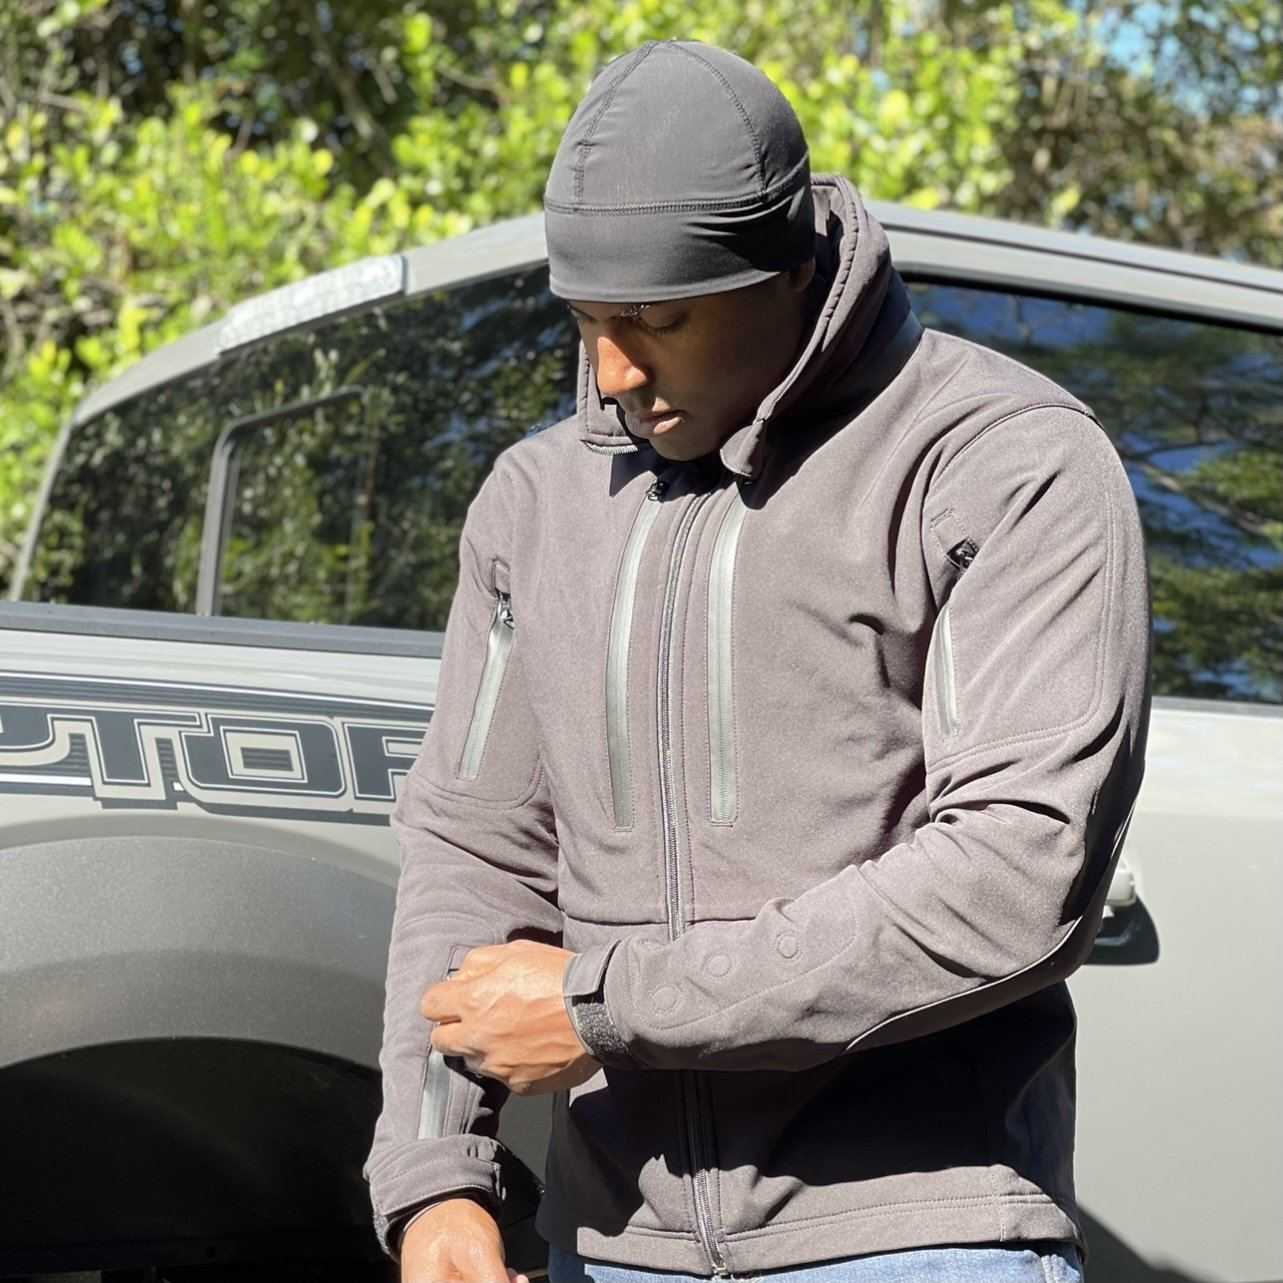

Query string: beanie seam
574 42 660 205
670 42 768 200
546 151 809 217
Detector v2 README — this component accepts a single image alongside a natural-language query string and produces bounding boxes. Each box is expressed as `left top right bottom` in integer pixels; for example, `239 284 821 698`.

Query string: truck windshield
21 268 577 632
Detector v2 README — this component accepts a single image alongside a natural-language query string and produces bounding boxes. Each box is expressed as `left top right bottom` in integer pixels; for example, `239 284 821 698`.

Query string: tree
0 0 1044 591
3 0 1281 706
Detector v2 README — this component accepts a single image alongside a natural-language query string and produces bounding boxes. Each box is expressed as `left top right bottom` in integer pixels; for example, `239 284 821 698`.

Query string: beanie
544 41 814 302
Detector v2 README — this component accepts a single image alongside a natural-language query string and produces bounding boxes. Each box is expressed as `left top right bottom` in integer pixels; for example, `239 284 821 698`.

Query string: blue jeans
547 1242 1084 1283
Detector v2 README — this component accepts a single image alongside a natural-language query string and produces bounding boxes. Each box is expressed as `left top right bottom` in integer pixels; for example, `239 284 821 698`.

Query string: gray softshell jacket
364 176 1152 1273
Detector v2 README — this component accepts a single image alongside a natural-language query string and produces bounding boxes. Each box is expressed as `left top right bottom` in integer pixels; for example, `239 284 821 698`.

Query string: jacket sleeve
564 406 1151 1072
363 461 561 1256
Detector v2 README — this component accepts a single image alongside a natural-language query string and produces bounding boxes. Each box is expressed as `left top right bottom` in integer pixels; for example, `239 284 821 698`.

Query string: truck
2 205 1281 1282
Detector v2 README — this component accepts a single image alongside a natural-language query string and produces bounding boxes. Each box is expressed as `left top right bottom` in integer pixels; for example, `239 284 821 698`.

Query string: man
364 40 1150 1283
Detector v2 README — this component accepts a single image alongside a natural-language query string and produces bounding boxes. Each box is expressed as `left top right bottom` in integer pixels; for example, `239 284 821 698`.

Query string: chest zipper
707 488 750 824
656 484 729 1277
458 590 514 781
605 480 667 827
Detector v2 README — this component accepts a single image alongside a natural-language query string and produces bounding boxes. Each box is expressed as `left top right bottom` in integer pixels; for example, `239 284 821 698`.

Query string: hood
576 175 915 479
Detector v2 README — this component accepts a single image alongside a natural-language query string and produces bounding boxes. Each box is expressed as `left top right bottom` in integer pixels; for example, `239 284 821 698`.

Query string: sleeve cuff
390 1189 499 1263
563 940 634 1068
367 1135 505 1260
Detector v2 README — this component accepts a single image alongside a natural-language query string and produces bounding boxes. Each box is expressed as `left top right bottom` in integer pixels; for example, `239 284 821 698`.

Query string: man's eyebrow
565 301 654 321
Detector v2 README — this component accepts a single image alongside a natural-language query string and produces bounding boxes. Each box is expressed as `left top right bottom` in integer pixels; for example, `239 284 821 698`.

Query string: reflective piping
458 592 514 781
929 602 960 737
606 486 664 828
416 1048 453 1140
707 492 749 823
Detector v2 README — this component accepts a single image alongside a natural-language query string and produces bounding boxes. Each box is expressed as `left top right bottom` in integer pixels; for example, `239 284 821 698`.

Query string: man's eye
566 306 686 335
633 313 686 336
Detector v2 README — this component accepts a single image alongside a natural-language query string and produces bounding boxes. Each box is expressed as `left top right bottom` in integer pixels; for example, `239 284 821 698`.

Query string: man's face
567 265 815 463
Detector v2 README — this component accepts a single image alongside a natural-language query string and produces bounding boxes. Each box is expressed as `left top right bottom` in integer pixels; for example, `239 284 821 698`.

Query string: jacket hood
576 175 913 479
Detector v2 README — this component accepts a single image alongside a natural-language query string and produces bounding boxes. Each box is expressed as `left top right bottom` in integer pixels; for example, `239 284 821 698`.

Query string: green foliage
2 0 1282 704
0 0 1041 588
381 0 1030 241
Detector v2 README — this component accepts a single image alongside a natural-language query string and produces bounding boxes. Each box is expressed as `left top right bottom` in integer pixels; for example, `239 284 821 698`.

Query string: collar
576 176 906 479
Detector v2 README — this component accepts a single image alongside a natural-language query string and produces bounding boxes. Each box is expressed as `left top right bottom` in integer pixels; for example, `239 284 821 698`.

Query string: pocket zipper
929 602 960 737
459 591 515 781
416 1045 454 1140
418 953 471 1141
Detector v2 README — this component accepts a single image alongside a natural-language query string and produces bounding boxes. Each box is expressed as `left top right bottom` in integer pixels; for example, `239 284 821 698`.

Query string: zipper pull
946 539 979 572
647 479 669 501
496 591 514 629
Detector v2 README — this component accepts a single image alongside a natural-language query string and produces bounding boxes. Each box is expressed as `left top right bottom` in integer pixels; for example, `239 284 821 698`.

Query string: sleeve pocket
416 943 500 1141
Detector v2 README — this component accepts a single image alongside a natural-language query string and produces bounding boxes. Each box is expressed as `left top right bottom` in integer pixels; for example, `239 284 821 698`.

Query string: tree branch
435 61 506 104
1137 459 1278 539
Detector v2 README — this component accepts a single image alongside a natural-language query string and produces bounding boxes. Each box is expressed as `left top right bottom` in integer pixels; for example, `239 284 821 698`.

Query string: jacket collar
576 176 908 479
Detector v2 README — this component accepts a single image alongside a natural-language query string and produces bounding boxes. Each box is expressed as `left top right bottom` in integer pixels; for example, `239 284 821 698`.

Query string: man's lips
632 409 684 430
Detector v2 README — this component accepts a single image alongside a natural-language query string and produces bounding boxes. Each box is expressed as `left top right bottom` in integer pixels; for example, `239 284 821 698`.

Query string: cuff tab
562 939 620 997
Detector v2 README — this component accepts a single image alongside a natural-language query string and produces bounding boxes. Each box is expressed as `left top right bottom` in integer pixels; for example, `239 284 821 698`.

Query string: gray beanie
544 41 814 303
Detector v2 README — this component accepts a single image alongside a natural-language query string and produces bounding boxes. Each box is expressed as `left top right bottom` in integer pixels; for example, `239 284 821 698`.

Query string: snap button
775 932 799 959
705 953 732 977
653 985 680 1012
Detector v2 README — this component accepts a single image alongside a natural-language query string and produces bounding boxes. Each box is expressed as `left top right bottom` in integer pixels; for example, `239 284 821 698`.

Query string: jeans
546 1242 1084 1283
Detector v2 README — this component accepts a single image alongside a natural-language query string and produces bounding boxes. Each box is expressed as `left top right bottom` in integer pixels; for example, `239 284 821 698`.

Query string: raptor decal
0 672 431 824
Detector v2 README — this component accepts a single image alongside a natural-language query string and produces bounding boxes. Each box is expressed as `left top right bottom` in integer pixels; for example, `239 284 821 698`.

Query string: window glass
910 282 1283 704
217 391 378 624
25 268 578 631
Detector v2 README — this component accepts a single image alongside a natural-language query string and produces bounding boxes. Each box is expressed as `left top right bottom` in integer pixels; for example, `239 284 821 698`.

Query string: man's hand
400 1196 528 1283
421 939 601 1095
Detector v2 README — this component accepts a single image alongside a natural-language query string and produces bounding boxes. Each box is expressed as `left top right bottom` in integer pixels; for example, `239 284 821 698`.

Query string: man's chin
650 437 703 461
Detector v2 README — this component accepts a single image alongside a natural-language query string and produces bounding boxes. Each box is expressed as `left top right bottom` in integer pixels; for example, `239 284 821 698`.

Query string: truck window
909 281 1283 705
23 268 578 631
215 388 394 626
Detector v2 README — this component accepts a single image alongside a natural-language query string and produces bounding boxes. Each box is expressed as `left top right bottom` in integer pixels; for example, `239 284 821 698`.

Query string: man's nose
594 331 650 399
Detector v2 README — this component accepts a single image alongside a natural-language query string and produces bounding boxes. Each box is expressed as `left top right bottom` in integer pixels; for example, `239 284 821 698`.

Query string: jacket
363 176 1152 1274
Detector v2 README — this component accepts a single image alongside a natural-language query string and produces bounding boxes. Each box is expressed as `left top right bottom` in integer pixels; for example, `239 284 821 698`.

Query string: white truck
2 206 1280 1282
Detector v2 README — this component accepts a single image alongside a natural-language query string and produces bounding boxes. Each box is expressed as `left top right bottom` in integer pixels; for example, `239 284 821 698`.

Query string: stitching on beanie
575 42 659 206
546 154 809 216
670 43 767 200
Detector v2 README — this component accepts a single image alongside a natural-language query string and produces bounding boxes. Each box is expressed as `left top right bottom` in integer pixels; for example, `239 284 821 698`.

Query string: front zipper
655 483 728 1276
605 480 667 827
707 491 749 824
458 590 514 780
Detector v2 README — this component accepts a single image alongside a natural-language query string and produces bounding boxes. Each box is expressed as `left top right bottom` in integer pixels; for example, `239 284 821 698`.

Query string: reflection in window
26 268 578 630
217 390 381 625
911 283 1283 704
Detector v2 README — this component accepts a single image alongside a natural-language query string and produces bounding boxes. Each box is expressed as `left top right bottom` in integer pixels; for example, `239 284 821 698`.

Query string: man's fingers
430 1027 499 1081
419 979 463 1022
430 1020 470 1057
460 943 507 972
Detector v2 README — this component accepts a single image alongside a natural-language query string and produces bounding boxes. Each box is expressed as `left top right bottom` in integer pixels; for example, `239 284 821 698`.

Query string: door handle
1104 860 1137 914
1093 859 1142 952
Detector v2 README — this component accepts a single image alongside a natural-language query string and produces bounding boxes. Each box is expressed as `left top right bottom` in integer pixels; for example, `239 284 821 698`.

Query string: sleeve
565 406 1152 1072
362 462 561 1257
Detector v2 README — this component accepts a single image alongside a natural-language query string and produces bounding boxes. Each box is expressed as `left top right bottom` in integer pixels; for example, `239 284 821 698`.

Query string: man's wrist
393 1190 498 1256
562 941 633 1067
